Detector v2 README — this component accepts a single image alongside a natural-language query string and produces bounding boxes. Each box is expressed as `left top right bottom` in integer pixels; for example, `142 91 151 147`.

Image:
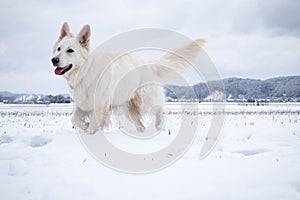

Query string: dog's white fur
52 22 205 133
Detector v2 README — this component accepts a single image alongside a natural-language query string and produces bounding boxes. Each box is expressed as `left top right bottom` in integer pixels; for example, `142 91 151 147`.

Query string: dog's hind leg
125 95 145 132
153 106 164 131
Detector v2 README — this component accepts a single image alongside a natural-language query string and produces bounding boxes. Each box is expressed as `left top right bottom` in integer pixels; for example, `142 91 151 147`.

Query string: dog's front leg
86 112 99 134
87 108 110 134
71 106 89 130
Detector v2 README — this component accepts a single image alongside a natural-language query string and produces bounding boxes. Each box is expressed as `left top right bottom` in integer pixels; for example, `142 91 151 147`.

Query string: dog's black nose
51 57 59 65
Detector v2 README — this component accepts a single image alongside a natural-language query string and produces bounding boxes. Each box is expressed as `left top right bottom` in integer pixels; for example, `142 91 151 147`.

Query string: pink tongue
55 67 66 75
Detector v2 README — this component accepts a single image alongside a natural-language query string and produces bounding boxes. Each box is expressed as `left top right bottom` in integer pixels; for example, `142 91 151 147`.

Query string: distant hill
0 91 24 98
1 76 299 104
223 76 300 100
166 75 300 102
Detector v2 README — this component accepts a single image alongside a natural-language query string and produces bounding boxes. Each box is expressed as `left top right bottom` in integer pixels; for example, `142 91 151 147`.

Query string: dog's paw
136 126 146 133
155 124 164 131
86 126 99 134
72 122 89 131
82 122 89 130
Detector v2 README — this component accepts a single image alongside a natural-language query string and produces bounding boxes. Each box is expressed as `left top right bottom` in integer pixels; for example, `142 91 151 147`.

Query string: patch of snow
0 103 299 200
30 136 52 147
0 135 12 144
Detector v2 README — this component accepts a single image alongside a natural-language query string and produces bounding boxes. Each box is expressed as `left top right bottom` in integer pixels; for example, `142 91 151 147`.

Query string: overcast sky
0 0 299 94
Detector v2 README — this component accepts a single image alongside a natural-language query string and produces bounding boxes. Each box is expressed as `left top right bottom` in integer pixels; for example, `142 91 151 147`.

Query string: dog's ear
77 24 91 49
59 22 71 41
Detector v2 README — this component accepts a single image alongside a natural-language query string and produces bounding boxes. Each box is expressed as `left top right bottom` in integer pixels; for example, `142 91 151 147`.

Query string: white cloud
205 34 300 79
0 0 299 93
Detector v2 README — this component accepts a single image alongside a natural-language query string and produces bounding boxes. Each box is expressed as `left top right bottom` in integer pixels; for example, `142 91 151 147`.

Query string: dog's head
51 22 91 76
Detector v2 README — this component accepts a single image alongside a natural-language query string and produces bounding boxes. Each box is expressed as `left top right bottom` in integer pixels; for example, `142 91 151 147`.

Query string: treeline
1 75 300 104
0 94 72 104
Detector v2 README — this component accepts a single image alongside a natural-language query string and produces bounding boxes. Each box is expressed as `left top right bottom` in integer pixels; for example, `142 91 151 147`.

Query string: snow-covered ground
0 102 300 200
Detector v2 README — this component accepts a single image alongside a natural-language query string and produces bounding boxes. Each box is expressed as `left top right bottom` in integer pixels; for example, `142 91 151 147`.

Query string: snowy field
0 102 300 200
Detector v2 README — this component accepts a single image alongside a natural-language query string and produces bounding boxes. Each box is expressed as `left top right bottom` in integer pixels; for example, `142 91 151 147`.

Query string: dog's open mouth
54 64 73 75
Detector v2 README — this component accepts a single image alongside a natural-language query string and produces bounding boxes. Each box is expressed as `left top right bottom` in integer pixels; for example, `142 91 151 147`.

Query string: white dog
51 22 204 133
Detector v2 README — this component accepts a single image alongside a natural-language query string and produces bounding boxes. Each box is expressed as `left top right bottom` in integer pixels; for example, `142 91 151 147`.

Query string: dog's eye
57 47 61 51
67 49 74 53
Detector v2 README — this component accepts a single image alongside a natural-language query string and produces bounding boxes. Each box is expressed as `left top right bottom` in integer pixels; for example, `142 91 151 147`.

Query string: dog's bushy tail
154 38 205 85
